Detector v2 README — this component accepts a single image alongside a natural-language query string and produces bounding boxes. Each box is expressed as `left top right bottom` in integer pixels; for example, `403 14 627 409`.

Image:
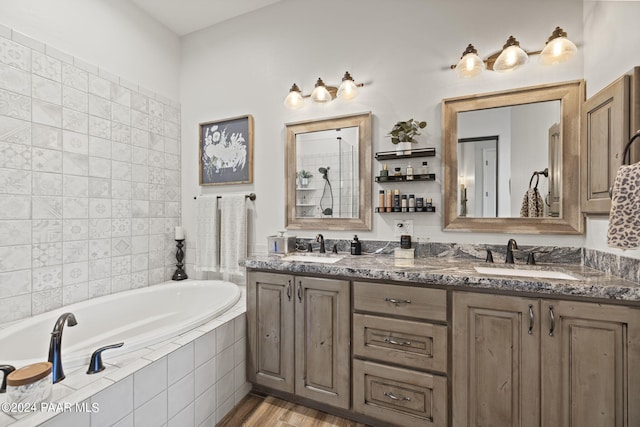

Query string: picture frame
199 114 254 185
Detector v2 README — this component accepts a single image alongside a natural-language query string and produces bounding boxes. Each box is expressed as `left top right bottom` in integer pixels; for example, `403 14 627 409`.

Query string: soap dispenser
351 235 362 255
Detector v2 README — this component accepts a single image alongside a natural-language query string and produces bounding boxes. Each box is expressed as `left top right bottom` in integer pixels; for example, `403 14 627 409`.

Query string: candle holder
172 239 188 281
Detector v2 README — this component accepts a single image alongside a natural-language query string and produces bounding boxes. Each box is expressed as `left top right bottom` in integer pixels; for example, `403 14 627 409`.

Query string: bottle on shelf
421 161 429 175
406 163 413 180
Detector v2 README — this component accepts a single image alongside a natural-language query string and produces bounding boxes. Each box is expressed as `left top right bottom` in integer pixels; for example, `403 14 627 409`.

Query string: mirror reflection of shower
318 165 334 216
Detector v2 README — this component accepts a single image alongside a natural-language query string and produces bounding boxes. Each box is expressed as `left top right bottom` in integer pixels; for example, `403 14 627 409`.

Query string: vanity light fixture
452 26 577 77
284 71 364 109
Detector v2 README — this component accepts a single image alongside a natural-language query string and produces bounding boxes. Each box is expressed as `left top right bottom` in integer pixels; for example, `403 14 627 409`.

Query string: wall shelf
375 207 436 213
375 147 436 161
296 188 317 191
376 174 436 182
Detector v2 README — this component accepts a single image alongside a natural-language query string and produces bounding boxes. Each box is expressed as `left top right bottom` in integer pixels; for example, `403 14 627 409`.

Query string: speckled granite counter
243 254 640 303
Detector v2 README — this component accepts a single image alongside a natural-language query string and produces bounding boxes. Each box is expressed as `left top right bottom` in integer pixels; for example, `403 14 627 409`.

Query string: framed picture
199 114 254 185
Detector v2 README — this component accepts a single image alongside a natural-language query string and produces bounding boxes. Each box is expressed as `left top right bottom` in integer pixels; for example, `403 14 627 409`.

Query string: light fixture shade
455 44 485 78
493 36 528 72
539 27 577 65
337 71 359 100
311 78 332 103
283 83 304 109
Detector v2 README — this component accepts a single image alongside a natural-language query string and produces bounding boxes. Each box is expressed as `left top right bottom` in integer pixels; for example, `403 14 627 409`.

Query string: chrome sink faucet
315 234 325 253
506 239 518 264
48 312 77 383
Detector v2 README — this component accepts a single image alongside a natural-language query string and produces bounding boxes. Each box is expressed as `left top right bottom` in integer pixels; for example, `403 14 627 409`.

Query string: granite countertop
243 253 640 303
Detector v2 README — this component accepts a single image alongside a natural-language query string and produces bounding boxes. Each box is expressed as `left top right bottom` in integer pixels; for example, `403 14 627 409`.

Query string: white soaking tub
0 280 241 370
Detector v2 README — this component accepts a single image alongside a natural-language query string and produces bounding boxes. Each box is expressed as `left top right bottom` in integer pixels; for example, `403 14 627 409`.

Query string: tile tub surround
0 288 248 427
243 254 640 302
0 27 181 323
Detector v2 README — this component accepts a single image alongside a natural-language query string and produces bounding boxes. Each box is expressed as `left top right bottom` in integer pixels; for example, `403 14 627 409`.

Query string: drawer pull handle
548 305 555 336
384 391 411 402
528 304 534 335
384 298 411 305
384 337 412 346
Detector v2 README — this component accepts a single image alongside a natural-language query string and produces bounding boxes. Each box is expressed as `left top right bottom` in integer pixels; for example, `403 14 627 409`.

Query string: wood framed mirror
285 112 372 230
442 80 584 234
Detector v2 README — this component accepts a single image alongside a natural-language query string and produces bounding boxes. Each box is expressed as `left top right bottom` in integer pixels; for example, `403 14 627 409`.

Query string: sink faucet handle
87 343 124 374
0 365 16 393
332 244 338 254
485 249 494 263
527 252 536 265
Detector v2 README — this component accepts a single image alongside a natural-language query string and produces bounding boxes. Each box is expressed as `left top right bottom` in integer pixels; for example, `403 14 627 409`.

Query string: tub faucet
0 365 15 393
315 234 325 254
48 312 77 384
506 239 518 264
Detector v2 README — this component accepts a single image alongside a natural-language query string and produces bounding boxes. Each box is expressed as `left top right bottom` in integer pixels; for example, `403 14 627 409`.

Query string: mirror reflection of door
458 136 498 217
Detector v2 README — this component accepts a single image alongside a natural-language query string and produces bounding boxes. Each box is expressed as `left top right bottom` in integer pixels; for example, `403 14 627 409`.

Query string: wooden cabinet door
294 276 351 409
247 271 294 393
453 292 540 427
541 300 640 427
581 75 630 213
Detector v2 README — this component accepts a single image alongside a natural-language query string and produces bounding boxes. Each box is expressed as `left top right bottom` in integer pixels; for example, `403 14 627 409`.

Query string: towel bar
193 193 256 201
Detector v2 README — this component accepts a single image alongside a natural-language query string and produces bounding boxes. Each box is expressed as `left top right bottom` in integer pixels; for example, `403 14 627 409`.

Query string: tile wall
0 27 181 323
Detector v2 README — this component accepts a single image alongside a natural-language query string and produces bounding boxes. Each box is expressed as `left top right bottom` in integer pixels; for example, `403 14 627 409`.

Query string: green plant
387 118 427 144
297 170 313 178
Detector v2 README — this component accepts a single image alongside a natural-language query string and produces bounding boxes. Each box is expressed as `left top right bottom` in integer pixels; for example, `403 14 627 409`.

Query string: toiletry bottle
406 163 413 180
401 195 408 212
421 161 429 176
385 190 393 212
393 189 401 212
380 164 389 181
408 194 415 212
378 190 385 212
351 235 362 255
394 167 402 178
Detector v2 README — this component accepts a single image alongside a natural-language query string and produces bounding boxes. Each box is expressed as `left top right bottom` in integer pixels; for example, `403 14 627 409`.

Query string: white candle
175 226 185 240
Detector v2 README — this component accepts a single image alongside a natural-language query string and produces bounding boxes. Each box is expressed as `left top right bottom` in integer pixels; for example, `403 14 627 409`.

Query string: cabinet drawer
353 314 447 373
353 359 447 427
354 282 447 322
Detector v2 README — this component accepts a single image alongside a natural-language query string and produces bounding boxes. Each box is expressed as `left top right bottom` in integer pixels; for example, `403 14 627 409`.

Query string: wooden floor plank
217 394 372 427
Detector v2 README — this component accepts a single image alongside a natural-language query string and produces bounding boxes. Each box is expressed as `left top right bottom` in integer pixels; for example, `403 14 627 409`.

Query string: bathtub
0 280 241 370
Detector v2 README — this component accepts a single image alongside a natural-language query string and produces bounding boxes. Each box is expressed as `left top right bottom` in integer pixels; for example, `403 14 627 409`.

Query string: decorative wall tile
0 220 31 246
89 156 111 178
88 278 110 298
32 242 62 268
32 74 62 104
164 121 179 139
62 108 88 133
112 160 132 181
62 62 88 91
148 99 163 118
113 199 131 218
132 165 149 183
132 146 148 166
131 92 148 113
149 133 164 151
63 282 88 305
0 168 31 194
88 74 110 99
112 218 131 237
63 175 89 197
149 150 164 169
32 288 62 315
112 104 130 125
149 267 164 285
63 261 88 285
149 201 164 217
112 255 131 275
133 182 149 200
164 153 179 170
88 177 110 198
32 219 62 243
89 218 111 239
89 238 111 259
63 85 88 113
63 152 89 176
131 128 149 148
149 219 165 235
111 84 131 107
164 186 180 202
0 269 31 298
63 219 89 241
0 194 30 219
63 197 89 218
0 88 31 120
164 138 179 155
111 123 131 144
165 170 179 184
32 123 62 149
0 294 31 322
112 237 132 258
0 116 30 145
89 258 111 280
63 240 88 263
131 235 149 254
164 105 179 124
0 244 31 272
32 51 62 82
149 251 164 269
0 141 31 169
32 147 62 173
132 200 149 218
32 99 62 127
89 135 111 159
89 94 111 119
0 38 31 70
132 218 149 236
112 141 131 162
89 115 110 138
111 180 131 199
33 171 62 196
131 110 149 131
0 62 30 95
111 274 131 292
149 167 164 185
63 130 88 155
165 202 180 218
131 271 148 288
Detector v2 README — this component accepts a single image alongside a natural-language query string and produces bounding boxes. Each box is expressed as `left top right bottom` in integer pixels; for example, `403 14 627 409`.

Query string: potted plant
297 170 313 188
387 118 427 155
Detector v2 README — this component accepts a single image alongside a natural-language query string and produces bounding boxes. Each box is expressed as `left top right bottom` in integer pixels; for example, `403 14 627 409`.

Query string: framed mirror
442 80 584 234
285 112 372 230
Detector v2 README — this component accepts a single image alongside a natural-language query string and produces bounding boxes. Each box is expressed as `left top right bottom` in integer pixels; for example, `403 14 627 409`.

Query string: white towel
608 162 640 249
220 194 247 275
195 195 219 272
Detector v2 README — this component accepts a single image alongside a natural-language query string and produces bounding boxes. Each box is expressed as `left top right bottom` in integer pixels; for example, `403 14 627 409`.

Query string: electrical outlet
393 219 413 237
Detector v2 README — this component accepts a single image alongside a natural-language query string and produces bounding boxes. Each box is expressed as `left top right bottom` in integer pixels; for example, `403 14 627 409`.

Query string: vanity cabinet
453 291 640 427
247 271 351 409
352 281 448 427
582 67 640 214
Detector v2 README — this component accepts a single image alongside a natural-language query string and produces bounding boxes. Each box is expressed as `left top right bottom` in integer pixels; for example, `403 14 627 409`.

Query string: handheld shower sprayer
318 166 330 180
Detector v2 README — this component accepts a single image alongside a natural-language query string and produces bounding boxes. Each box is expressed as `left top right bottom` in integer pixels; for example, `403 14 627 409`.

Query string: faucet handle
87 343 124 374
526 252 536 265
332 244 338 254
485 249 494 263
0 365 16 393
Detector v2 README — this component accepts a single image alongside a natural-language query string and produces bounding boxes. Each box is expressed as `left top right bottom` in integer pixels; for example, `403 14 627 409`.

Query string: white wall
180 0 585 255
583 0 640 259
0 0 180 100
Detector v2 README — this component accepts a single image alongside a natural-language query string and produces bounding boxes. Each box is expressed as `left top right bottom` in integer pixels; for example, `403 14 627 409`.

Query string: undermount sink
281 254 345 264
474 266 579 281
